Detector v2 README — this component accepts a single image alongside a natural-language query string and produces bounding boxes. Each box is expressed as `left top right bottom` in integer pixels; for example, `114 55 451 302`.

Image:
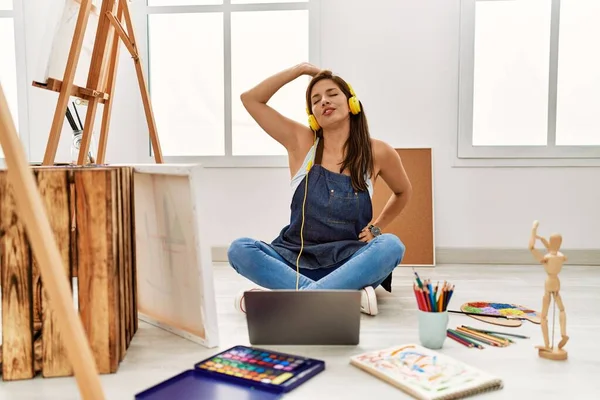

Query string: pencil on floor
446 330 473 348
455 327 508 347
460 327 515 344
448 329 484 349
463 325 529 339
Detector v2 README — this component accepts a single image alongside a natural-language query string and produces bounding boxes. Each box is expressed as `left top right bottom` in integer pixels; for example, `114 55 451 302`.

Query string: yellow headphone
306 83 361 132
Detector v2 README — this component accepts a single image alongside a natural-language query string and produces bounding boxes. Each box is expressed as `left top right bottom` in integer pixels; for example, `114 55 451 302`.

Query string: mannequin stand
535 293 568 361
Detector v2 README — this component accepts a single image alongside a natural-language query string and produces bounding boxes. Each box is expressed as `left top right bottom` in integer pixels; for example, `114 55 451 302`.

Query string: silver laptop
244 290 361 345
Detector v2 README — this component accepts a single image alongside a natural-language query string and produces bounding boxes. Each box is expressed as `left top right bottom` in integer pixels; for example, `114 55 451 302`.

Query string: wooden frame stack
0 165 138 381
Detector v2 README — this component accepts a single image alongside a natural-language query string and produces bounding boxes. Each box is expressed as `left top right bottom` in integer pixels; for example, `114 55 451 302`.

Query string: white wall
18 0 600 251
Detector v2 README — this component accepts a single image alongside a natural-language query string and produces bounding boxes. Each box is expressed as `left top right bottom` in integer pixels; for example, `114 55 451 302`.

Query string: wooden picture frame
126 163 219 348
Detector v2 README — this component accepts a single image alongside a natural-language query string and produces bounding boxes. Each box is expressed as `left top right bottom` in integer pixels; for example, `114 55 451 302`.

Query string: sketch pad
350 344 503 400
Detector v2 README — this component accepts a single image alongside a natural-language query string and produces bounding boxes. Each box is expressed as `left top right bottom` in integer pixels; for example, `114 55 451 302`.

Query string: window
458 0 600 165
0 1 17 158
0 0 27 159
141 0 318 164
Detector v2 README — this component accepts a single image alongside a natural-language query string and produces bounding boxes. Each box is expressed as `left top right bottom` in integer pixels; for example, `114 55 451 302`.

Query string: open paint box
135 345 326 399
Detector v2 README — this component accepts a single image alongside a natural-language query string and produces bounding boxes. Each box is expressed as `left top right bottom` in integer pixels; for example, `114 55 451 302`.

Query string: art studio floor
0 263 598 399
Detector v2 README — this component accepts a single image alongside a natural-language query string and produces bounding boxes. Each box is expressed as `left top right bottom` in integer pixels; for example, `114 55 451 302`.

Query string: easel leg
0 85 105 399
78 0 118 165
121 0 163 163
77 99 99 165
97 4 124 164
42 0 94 166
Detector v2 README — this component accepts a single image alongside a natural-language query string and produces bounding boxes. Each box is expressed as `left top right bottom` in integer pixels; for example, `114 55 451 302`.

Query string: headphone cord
296 133 316 290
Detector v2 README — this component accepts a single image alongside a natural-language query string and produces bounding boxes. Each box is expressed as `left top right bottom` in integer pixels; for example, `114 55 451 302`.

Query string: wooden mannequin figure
528 220 569 361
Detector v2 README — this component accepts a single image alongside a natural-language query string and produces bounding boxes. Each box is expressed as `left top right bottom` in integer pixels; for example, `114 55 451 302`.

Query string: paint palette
460 301 541 327
135 345 325 400
194 345 325 391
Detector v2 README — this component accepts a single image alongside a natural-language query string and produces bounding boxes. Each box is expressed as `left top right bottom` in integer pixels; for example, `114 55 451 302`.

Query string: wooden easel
0 84 104 397
32 0 163 165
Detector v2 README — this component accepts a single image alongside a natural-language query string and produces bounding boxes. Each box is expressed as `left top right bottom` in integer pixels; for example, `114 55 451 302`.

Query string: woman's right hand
298 62 321 77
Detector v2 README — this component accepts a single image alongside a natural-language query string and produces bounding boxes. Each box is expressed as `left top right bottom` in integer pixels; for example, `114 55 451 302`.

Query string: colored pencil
444 285 454 310
418 288 428 311
437 292 443 312
412 275 454 312
412 268 424 289
460 326 515 344
462 325 530 339
446 330 473 348
413 283 424 311
447 329 484 349
454 330 499 347
456 327 509 347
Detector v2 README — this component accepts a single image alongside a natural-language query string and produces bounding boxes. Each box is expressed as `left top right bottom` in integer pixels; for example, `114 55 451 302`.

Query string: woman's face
309 79 349 129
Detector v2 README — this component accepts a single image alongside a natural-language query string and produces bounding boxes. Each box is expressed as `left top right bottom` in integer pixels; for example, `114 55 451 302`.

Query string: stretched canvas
129 163 219 348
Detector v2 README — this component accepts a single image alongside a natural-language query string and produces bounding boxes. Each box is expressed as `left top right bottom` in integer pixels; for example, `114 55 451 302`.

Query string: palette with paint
460 301 541 327
135 345 325 399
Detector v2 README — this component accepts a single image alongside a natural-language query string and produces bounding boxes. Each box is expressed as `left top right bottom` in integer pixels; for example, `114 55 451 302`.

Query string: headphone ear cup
307 114 320 131
348 96 361 115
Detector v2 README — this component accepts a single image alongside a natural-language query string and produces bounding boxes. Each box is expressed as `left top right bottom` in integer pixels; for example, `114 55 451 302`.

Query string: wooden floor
0 263 599 399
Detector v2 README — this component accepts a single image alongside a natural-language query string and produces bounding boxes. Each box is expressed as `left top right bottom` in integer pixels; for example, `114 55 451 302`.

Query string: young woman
228 63 413 315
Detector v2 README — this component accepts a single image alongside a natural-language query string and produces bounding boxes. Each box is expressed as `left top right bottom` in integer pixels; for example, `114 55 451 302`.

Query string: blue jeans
227 234 405 290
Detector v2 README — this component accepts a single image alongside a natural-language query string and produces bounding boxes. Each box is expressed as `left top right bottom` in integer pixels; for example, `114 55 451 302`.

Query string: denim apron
269 137 393 292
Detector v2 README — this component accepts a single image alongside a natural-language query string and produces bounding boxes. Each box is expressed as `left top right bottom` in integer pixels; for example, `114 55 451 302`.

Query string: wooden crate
0 165 137 380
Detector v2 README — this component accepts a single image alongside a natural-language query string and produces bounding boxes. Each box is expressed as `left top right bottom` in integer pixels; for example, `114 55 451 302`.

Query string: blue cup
418 310 449 349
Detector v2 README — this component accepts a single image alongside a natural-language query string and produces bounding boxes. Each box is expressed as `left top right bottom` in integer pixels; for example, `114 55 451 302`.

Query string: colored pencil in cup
413 283 424 310
444 284 454 310
418 288 428 311
412 267 424 289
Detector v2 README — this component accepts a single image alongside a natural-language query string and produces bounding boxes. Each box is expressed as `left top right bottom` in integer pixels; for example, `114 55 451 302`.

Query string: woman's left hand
359 226 374 242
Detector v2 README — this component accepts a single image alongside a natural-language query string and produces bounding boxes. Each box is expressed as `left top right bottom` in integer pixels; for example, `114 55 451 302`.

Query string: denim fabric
227 234 405 290
228 161 405 291
270 164 374 270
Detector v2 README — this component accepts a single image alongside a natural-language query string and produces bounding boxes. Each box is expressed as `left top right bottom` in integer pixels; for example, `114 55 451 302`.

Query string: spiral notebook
350 344 503 400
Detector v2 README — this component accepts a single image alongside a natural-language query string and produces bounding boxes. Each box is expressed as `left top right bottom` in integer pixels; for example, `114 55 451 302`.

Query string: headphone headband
306 81 361 131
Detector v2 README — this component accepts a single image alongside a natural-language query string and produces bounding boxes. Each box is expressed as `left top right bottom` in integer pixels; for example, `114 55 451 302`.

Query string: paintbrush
448 310 531 320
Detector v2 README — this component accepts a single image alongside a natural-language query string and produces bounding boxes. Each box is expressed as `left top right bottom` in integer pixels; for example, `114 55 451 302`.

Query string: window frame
0 0 30 162
135 0 320 167
456 0 600 167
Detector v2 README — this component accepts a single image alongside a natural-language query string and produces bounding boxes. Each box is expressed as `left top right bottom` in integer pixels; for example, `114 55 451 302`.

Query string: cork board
372 148 435 266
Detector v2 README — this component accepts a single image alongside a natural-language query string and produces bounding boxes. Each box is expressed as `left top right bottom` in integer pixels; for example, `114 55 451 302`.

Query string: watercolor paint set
135 345 325 399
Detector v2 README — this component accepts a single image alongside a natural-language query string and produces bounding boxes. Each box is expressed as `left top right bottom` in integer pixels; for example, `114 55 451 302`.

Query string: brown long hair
306 70 374 192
